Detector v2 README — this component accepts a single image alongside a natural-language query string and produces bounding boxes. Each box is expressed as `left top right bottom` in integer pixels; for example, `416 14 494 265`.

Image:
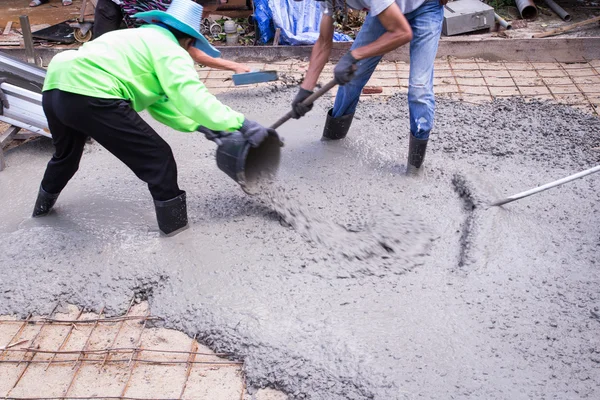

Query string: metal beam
0 51 46 93
0 82 50 137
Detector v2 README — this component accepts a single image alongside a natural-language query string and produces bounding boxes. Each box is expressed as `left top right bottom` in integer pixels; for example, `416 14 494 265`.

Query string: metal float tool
489 164 600 207
232 70 278 86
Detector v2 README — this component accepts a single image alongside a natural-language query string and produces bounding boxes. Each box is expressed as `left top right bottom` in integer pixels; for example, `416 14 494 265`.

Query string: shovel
489 164 600 207
215 79 339 193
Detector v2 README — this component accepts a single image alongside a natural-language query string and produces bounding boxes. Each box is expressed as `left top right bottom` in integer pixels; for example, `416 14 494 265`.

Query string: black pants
93 0 123 39
41 89 183 201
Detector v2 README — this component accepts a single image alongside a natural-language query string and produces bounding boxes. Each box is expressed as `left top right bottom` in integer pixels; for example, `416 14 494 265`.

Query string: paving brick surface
198 58 600 116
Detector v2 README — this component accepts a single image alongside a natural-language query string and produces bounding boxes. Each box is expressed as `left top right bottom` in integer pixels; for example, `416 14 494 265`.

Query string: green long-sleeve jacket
42 24 244 132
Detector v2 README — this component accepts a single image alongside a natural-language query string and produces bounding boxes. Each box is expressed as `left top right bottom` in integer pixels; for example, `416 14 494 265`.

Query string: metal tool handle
270 79 338 130
489 164 600 207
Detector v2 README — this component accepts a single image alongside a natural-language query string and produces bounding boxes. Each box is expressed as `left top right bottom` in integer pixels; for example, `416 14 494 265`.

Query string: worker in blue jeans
292 0 446 174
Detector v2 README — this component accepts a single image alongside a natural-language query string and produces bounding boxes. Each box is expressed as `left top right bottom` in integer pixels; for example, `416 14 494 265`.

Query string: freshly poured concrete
1 88 599 399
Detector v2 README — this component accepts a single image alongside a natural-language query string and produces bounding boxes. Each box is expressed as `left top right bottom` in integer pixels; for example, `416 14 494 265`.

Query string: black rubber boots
406 135 428 175
32 185 60 217
321 108 430 173
32 185 187 236
154 191 188 236
322 108 354 140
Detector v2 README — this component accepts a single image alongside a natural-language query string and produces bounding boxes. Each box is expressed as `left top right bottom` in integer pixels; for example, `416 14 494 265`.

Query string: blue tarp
254 0 353 45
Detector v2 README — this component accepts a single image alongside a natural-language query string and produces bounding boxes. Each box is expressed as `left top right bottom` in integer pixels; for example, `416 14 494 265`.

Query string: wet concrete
1 88 599 399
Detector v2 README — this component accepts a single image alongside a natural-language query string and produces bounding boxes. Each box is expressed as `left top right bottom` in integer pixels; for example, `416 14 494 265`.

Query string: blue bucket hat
134 0 221 58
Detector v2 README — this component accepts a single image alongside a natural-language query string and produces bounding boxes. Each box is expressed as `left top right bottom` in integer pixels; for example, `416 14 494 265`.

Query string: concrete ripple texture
1 87 599 399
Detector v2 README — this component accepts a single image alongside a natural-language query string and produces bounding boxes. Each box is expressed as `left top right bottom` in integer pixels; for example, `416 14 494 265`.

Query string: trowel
489 164 600 207
232 70 278 86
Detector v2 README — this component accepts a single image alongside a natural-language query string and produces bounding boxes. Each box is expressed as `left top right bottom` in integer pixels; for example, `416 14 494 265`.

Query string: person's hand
197 126 231 146
291 87 314 119
0 78 9 116
233 65 251 74
240 119 276 147
334 51 358 85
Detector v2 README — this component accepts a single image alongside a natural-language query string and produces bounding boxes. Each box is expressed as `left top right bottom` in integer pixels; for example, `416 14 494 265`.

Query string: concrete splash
256 184 432 277
1 87 599 399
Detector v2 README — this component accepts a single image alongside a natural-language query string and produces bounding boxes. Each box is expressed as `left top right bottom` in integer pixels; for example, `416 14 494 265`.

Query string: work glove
334 51 358 85
198 126 232 146
291 87 314 119
239 119 277 148
0 78 9 116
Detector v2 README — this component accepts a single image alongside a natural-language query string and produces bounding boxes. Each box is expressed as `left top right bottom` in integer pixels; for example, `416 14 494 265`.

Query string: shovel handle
489 164 600 207
270 79 338 130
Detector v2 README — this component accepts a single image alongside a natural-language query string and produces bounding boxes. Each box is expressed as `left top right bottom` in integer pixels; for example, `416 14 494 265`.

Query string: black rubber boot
154 191 188 236
32 185 60 217
406 135 429 175
322 108 354 140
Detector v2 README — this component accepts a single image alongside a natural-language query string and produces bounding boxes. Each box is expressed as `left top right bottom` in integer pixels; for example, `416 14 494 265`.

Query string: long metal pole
494 13 512 30
543 0 572 21
515 0 538 20
489 164 600 207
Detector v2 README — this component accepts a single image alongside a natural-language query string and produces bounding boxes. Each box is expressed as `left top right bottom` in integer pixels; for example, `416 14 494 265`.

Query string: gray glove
239 119 276 148
0 78 9 116
197 126 232 146
334 51 358 85
291 87 313 119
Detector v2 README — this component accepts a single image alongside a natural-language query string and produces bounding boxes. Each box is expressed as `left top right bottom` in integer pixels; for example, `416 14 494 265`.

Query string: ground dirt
0 0 88 29
1 88 599 399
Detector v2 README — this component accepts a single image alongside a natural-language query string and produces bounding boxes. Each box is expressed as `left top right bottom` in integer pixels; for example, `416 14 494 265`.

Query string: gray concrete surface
1 87 599 399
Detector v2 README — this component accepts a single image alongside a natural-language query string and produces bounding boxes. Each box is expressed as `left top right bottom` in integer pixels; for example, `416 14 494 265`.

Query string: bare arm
351 3 412 61
301 14 335 91
187 47 251 74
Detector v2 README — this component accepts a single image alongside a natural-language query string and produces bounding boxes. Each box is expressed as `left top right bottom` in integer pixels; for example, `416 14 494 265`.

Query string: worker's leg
29 0 49 8
40 90 87 195
322 14 386 140
404 0 444 172
93 0 123 39
406 0 444 140
33 89 87 217
331 13 387 118
50 92 183 202
41 90 186 234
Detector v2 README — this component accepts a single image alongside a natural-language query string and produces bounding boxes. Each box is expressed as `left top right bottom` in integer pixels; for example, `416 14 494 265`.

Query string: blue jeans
332 0 444 139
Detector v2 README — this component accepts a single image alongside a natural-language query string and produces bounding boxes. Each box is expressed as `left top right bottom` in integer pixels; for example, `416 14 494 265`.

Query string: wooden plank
273 28 281 47
533 15 600 38
3 21 13 35
14 131 40 140
0 125 21 172
19 15 36 65
0 125 21 147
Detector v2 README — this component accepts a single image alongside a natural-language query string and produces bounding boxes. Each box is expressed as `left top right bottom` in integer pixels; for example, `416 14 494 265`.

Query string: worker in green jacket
32 0 276 236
